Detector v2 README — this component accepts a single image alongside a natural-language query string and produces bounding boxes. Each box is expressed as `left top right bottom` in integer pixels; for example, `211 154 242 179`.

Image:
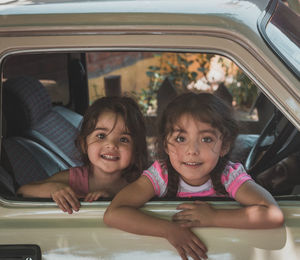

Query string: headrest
3 76 52 136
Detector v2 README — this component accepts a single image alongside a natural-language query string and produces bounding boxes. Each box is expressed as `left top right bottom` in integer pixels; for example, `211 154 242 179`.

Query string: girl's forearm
17 182 62 198
212 205 284 229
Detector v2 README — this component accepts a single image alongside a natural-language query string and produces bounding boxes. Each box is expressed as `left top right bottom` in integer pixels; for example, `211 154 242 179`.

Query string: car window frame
257 0 300 79
0 31 299 204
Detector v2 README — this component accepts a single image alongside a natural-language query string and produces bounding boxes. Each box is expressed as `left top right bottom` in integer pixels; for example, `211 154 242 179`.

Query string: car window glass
259 0 300 78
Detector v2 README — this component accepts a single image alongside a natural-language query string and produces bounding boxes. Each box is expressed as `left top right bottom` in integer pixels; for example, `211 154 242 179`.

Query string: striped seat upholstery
2 76 83 184
2 137 69 186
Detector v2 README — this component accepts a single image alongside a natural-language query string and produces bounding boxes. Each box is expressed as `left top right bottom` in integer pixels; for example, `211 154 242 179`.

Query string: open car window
1 51 300 201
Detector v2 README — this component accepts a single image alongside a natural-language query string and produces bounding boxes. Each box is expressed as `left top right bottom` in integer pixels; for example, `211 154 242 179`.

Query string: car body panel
1 199 300 260
0 0 299 259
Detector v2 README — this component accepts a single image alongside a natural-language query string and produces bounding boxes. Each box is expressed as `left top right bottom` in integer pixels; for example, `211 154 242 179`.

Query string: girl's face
86 111 133 176
165 114 227 186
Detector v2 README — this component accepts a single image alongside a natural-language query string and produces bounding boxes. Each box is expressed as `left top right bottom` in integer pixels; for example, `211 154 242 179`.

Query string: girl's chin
181 176 209 186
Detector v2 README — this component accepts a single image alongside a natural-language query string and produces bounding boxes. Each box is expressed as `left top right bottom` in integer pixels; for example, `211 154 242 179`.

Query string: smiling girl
17 96 148 214
104 92 284 260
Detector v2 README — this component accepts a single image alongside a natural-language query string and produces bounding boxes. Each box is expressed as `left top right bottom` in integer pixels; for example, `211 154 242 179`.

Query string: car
0 0 299 259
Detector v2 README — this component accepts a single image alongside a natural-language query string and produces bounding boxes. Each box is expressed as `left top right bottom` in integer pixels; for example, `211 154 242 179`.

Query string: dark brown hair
76 96 148 183
157 92 239 197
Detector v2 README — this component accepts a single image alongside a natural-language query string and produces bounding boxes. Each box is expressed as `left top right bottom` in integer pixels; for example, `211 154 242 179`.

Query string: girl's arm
104 175 208 260
174 180 284 229
17 170 80 214
17 170 70 197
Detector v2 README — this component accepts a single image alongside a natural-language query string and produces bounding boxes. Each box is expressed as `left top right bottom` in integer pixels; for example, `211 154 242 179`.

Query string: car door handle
0 244 41 260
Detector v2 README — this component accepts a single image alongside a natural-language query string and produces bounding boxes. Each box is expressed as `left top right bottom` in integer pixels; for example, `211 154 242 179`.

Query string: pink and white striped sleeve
142 160 168 197
221 162 252 198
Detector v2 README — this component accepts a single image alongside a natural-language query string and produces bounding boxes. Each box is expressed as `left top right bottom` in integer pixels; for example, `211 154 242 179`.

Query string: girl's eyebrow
94 127 131 135
94 127 107 131
93 127 109 132
173 128 185 134
199 129 218 136
173 127 218 136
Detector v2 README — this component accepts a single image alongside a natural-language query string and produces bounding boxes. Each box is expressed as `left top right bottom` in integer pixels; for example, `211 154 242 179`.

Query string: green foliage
137 53 208 114
135 53 257 114
227 71 258 109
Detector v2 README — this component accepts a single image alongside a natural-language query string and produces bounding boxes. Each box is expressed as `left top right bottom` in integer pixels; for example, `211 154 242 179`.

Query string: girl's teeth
101 155 119 160
185 162 199 165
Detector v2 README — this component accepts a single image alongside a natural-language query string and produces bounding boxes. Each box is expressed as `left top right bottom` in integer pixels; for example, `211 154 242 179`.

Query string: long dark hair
76 96 148 183
157 92 239 197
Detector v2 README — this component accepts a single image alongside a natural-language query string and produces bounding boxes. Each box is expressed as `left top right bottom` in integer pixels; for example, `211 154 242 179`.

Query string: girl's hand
172 201 216 228
50 183 80 214
165 223 207 260
84 190 111 202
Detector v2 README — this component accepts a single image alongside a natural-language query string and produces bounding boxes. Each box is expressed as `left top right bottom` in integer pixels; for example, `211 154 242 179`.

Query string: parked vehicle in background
0 0 299 259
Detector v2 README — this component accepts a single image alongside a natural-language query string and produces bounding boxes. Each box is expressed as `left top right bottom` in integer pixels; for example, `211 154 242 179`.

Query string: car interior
1 51 300 200
2 75 83 186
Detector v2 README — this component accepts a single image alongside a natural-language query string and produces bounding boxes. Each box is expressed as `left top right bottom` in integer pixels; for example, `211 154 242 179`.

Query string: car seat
0 165 16 196
2 76 83 168
2 137 69 187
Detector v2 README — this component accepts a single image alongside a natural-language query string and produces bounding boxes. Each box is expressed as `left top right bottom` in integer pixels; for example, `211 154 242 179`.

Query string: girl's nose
104 139 118 148
186 141 200 155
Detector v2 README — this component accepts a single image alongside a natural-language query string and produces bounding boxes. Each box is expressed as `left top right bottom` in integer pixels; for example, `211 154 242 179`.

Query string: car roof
0 0 270 14
0 0 269 32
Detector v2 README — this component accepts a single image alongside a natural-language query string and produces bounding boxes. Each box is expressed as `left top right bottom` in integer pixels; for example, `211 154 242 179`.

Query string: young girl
104 92 284 260
17 96 148 214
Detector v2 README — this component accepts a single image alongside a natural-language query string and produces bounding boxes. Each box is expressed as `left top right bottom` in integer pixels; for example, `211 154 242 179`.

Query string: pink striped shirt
142 160 252 198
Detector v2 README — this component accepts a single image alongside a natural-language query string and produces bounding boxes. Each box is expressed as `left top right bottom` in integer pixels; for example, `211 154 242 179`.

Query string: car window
258 0 300 78
1 50 300 200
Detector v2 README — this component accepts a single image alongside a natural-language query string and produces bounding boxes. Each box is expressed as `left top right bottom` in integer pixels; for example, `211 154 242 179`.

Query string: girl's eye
175 136 185 143
120 137 130 143
96 133 106 140
202 137 213 143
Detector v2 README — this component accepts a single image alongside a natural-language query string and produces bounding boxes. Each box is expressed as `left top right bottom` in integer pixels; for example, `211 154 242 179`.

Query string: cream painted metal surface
0 0 299 259
1 200 300 259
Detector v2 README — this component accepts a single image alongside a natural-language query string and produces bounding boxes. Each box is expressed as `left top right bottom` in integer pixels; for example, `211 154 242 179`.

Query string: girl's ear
220 142 230 157
80 139 87 154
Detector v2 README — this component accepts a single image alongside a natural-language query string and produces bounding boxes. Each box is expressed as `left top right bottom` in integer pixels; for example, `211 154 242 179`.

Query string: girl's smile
166 113 226 186
100 154 120 161
183 161 203 167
